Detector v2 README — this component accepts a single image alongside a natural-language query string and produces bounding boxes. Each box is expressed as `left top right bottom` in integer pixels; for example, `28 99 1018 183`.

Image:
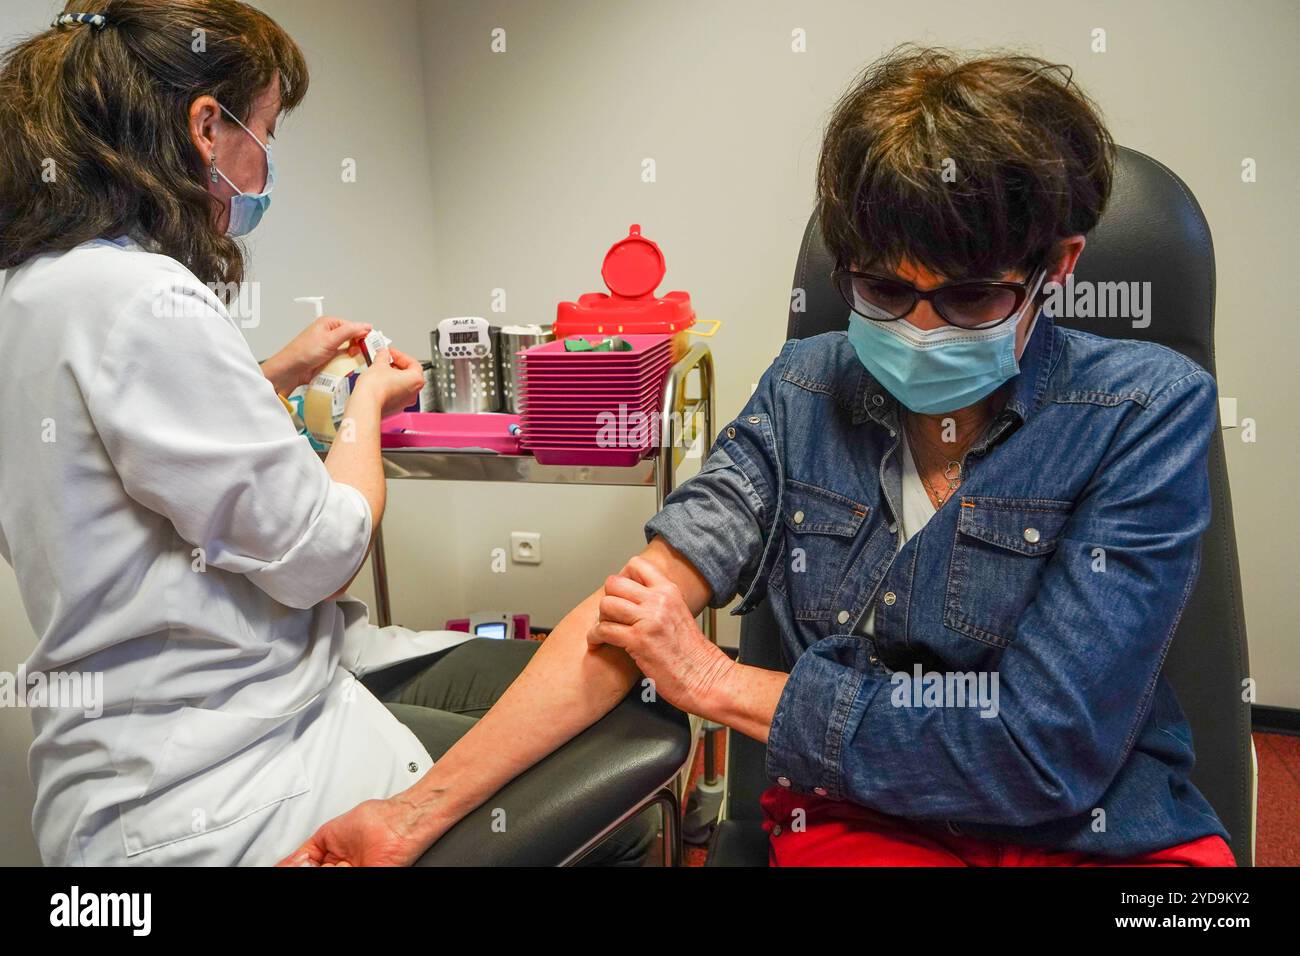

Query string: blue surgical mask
212 102 275 237
845 267 1047 415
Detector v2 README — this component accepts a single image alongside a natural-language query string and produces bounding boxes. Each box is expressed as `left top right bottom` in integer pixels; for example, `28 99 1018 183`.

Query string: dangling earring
209 154 219 184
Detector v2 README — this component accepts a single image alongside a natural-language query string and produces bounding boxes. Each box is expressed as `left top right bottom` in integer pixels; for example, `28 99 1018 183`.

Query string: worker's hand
262 315 373 394
353 347 425 419
277 797 429 867
588 555 733 716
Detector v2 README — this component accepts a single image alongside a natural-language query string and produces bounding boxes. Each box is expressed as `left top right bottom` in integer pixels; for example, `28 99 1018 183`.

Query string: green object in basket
563 336 633 352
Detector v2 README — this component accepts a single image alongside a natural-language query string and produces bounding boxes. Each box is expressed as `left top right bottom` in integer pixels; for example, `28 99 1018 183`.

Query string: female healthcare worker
0 0 609 866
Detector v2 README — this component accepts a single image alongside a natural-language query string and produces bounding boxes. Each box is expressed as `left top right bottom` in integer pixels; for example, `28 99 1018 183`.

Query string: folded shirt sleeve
87 277 372 610
644 340 794 612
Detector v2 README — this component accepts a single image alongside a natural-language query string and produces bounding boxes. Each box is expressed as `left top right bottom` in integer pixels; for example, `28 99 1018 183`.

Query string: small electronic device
437 316 492 359
467 611 514 640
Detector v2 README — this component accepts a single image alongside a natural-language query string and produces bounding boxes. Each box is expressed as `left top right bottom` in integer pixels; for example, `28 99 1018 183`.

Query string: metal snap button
888 522 898 534
1023 527 1041 544
747 415 761 424
871 394 885 406
813 787 828 796
869 655 880 665
408 762 419 773
792 510 805 524
836 610 850 625
883 591 897 606
726 426 736 439
777 776 792 788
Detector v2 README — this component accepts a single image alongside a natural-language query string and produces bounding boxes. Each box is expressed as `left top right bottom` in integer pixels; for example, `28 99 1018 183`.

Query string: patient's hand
276 796 430 867
588 555 734 716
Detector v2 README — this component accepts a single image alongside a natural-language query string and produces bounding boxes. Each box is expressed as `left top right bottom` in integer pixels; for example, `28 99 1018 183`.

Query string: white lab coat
0 236 471 865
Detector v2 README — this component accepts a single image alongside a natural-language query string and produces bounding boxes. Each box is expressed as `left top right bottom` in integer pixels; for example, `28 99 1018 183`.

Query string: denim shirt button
726 426 736 439
747 415 761 424
883 591 897 606
888 522 898 534
793 510 805 525
777 776 792 788
1023 527 1041 544
871 394 885 407
836 610 850 625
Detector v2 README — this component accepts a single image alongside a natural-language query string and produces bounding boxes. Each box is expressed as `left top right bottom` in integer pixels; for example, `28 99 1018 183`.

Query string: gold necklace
905 417 971 509
918 468 959 508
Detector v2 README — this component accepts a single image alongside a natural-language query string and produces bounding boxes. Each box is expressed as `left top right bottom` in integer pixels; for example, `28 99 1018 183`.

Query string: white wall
1 0 1296 865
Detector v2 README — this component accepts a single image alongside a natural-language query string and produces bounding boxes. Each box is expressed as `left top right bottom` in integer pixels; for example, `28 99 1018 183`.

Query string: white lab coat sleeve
86 277 372 609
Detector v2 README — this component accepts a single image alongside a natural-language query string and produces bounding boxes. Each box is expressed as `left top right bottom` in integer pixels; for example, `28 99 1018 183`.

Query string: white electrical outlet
510 531 542 565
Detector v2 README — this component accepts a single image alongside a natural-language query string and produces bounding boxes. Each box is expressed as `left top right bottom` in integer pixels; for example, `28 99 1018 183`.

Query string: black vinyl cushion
715 146 1253 866
415 686 690 866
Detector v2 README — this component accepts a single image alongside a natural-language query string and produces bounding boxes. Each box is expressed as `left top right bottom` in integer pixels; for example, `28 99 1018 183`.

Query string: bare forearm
396 586 640 845
393 537 707 846
703 662 788 744
321 387 387 599
323 386 387 526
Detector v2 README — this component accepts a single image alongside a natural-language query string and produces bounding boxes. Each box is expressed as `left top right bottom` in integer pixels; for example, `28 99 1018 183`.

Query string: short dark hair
817 44 1115 280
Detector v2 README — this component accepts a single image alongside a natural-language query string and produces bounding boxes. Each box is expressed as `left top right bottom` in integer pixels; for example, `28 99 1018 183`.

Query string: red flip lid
601 224 665 298
556 224 695 331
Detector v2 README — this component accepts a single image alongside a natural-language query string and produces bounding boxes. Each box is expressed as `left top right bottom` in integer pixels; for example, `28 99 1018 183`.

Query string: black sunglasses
832 264 1046 330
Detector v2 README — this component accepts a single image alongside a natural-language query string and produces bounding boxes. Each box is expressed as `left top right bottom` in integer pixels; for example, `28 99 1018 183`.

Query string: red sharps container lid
555 224 695 334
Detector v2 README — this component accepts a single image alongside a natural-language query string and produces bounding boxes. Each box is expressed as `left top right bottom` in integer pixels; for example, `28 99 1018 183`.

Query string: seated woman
288 46 1233 867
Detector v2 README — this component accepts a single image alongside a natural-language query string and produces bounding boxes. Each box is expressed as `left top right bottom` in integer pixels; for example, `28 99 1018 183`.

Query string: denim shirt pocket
769 479 869 621
944 496 1072 648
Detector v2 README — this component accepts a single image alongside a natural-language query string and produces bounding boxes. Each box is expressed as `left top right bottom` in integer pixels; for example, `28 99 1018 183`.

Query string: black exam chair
707 145 1256 866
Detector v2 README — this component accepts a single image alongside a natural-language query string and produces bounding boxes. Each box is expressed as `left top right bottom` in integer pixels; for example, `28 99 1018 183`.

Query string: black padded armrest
414 687 691 866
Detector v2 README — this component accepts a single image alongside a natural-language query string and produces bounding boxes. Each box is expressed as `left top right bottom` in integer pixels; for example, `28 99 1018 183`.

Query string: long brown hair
0 0 308 290
817 44 1115 280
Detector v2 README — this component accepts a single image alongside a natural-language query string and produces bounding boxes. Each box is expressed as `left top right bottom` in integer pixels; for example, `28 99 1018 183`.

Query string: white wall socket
510 531 542 565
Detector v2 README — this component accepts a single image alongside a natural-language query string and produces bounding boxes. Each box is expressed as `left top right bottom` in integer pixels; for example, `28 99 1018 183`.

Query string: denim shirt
645 314 1229 857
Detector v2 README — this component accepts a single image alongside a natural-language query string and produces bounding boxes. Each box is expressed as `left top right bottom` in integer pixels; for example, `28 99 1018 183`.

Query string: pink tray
381 412 522 453
521 425 657 441
526 445 654 467
522 348 672 366
522 365 671 383
520 395 660 413
523 350 670 364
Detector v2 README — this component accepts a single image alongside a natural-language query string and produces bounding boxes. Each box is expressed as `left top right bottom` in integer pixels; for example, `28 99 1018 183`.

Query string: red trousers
760 785 1236 867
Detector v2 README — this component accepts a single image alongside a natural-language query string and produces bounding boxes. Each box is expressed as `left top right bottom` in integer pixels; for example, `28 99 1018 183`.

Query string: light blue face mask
212 102 275 237
845 266 1047 415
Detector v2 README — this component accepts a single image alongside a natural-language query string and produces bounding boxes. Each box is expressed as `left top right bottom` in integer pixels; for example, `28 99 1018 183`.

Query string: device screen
450 330 479 344
474 621 507 639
